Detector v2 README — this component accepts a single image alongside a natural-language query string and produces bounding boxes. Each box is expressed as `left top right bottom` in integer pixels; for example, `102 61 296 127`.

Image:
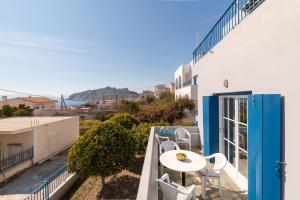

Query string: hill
68 87 139 101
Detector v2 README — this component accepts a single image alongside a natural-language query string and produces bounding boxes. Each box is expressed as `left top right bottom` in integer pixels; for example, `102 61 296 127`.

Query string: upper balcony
137 127 247 200
193 0 265 64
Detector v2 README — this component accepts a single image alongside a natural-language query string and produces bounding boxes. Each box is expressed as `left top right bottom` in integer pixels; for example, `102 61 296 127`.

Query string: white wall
193 0 300 198
34 117 79 163
0 131 33 157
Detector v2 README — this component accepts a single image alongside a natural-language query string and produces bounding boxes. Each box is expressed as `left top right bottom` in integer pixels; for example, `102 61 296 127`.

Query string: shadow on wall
281 96 286 200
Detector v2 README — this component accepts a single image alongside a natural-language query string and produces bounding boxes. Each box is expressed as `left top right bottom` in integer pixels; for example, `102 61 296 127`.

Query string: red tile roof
20 97 57 103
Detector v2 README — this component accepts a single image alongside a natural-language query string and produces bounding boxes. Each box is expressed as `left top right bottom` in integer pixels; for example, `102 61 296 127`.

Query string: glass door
219 96 248 178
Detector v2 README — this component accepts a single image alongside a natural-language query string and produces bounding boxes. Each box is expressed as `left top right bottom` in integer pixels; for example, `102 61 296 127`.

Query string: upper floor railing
193 0 265 63
0 146 33 172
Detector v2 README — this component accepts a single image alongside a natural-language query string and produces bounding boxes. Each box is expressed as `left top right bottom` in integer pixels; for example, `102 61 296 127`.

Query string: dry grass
64 156 144 200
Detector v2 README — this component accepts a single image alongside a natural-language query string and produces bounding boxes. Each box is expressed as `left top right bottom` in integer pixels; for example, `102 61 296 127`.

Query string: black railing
193 0 265 63
0 146 33 172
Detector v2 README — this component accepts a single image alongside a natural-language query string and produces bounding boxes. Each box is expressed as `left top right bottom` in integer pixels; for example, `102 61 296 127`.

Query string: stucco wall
0 131 33 157
193 0 300 198
33 117 79 163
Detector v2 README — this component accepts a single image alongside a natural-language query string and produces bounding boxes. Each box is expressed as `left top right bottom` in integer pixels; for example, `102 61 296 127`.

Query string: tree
95 113 111 122
109 113 140 129
132 122 168 156
14 104 33 116
68 121 136 185
117 100 140 115
159 91 175 102
2 105 14 117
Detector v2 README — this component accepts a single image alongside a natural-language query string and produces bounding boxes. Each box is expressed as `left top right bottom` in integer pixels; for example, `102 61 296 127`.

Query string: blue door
248 94 281 200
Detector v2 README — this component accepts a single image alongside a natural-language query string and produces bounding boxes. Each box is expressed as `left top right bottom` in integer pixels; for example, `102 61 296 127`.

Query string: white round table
160 150 208 197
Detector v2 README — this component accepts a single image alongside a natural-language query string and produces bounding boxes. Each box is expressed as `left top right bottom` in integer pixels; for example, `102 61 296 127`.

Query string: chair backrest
175 128 190 140
156 174 179 200
154 134 169 144
212 153 227 171
159 141 180 154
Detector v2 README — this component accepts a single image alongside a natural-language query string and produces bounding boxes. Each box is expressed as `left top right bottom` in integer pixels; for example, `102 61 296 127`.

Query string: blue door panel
202 96 219 157
248 95 263 200
262 95 281 200
248 94 281 200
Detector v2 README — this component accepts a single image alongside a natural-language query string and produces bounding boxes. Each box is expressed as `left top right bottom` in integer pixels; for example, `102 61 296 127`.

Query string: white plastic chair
155 133 169 145
198 153 227 199
175 128 192 151
156 173 196 200
159 141 180 154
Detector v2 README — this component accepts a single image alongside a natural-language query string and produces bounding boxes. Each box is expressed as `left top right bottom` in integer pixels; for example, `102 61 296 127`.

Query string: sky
0 0 232 97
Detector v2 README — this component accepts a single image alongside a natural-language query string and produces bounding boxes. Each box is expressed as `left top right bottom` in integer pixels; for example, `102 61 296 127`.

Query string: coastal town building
138 0 300 199
154 84 169 99
0 116 79 183
0 96 57 110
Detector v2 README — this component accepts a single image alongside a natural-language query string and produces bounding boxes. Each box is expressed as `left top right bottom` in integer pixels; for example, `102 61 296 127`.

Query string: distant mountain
68 87 139 101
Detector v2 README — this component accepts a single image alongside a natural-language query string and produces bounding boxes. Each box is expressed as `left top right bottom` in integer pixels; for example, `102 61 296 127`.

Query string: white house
164 0 300 199
0 96 57 110
0 117 79 183
174 61 198 124
189 0 300 199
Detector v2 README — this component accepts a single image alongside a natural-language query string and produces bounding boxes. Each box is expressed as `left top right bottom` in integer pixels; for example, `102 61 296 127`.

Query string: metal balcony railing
24 164 73 200
0 147 33 172
193 0 265 63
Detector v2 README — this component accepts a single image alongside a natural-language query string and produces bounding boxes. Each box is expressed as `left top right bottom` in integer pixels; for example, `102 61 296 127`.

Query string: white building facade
175 61 198 124
173 0 300 199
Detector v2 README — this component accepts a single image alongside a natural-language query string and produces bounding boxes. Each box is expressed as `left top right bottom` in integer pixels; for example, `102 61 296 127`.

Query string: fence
24 164 73 200
0 146 33 172
193 0 265 63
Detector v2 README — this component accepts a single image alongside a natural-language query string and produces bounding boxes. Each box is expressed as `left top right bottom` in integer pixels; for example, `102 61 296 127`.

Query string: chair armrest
159 136 169 140
204 154 215 160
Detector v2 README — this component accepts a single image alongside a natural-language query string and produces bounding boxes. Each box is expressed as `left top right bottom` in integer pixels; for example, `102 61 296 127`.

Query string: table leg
201 175 208 199
182 172 186 186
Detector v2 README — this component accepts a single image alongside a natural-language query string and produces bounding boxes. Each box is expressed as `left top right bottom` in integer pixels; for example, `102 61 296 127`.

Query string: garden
65 92 195 199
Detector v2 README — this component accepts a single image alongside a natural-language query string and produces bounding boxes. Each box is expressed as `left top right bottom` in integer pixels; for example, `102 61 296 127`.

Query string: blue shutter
202 96 219 157
248 94 281 200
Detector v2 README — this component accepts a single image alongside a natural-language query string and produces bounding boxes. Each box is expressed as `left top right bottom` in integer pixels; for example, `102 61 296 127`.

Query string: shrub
132 121 169 156
2 105 14 117
68 121 136 184
109 113 140 129
117 100 140 115
95 113 111 122
79 120 101 129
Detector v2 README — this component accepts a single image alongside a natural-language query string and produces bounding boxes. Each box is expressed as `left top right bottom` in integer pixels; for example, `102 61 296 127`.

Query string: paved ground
159 147 248 200
0 151 68 200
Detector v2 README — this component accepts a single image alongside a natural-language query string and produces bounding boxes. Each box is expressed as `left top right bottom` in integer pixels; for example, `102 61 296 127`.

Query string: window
220 96 248 178
193 75 198 85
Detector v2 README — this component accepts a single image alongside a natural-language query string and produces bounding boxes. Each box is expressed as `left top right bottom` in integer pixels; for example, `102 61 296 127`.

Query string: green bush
2 105 15 117
109 113 140 130
132 122 168 156
79 120 101 129
136 98 195 125
95 113 111 122
68 121 136 183
117 100 140 115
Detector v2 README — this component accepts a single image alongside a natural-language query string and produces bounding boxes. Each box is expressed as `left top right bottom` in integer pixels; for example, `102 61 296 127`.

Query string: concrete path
0 151 67 200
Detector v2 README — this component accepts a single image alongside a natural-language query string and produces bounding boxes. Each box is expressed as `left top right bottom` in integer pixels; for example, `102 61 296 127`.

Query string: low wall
0 160 32 184
137 126 201 200
49 174 79 200
136 127 159 200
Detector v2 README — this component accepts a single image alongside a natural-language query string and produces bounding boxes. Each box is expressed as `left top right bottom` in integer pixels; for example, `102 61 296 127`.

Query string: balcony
137 127 247 200
193 0 265 63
